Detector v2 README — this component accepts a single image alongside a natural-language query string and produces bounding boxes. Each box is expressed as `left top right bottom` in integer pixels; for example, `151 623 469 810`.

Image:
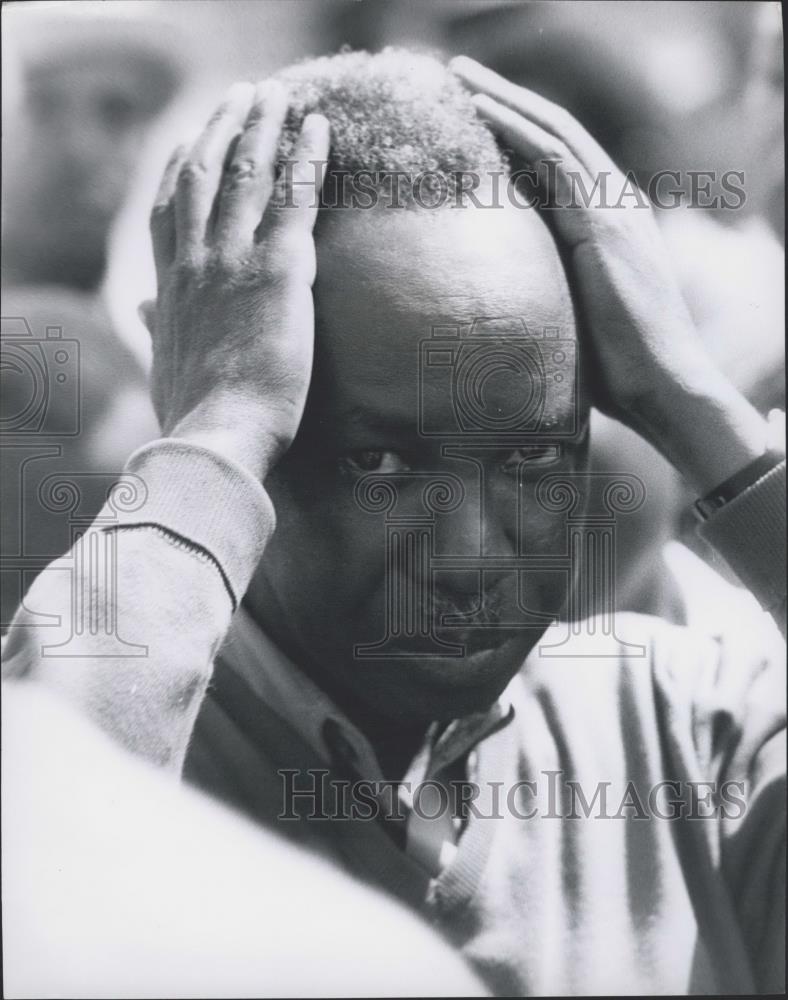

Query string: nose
431 460 517 594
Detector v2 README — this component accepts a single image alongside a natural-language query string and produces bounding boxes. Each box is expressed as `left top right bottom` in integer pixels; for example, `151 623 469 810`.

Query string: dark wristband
695 449 785 520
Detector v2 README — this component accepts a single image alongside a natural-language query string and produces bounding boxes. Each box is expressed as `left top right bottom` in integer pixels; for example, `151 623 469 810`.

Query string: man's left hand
451 56 770 494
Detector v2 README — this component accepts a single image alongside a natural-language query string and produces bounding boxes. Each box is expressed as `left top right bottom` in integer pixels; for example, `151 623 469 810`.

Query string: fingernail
450 55 479 75
303 112 329 136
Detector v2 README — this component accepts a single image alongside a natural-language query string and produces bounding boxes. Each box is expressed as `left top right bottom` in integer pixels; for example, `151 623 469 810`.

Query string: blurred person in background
2 9 183 292
1 7 183 625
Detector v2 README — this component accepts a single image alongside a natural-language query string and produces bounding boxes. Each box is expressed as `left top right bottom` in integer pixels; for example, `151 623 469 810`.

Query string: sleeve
697 459 786 636
666 460 785 989
1 438 275 773
692 630 786 993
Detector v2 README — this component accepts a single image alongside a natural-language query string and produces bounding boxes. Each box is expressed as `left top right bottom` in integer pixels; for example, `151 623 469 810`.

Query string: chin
350 627 541 723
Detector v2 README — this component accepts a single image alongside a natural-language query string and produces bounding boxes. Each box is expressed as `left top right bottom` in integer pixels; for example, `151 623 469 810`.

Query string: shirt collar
219 606 515 783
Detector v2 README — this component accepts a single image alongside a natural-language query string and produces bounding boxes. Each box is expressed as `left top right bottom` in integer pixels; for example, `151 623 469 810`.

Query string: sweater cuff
108 438 275 606
698 460 786 613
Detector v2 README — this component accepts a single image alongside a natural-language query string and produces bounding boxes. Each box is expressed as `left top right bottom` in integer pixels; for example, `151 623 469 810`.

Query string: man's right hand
143 81 329 481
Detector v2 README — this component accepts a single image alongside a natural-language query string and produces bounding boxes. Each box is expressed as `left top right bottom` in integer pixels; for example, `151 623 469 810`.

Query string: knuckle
163 146 188 177
224 158 259 184
178 160 210 187
209 247 243 277
173 254 204 285
206 103 233 128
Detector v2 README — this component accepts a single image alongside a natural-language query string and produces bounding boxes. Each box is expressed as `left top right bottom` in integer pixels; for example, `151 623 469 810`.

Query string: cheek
520 505 567 552
508 473 571 554
262 472 391 607
514 485 575 615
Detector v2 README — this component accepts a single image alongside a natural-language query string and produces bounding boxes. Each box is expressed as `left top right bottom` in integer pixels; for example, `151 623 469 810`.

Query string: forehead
310 205 578 434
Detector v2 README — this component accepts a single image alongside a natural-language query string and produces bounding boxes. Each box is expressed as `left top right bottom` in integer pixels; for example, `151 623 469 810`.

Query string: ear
137 299 157 337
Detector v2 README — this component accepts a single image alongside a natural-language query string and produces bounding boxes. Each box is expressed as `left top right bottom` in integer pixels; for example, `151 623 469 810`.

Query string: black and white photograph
1 1 785 996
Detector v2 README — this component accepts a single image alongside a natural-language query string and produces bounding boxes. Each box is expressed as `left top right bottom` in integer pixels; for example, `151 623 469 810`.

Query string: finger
150 144 189 270
451 55 612 176
175 82 256 253
472 94 588 187
269 113 330 233
472 94 595 248
214 79 289 246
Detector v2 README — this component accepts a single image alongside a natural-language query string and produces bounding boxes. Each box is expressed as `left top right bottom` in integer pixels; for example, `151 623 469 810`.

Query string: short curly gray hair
273 47 508 207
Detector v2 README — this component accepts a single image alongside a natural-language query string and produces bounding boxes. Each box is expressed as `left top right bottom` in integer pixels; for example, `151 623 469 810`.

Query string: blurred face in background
743 3 784 238
6 52 175 289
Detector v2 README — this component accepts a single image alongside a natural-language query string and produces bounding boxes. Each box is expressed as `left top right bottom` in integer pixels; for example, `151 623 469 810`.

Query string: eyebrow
335 405 418 437
335 404 589 441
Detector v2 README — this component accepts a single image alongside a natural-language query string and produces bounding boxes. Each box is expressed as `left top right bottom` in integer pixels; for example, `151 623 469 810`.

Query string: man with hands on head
3 50 785 996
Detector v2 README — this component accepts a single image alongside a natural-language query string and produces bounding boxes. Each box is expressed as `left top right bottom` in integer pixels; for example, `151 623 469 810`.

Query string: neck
309 676 431 781
243 595 430 781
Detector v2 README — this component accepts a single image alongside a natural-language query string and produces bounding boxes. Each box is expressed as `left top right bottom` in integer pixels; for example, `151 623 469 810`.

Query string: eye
339 450 411 475
500 447 558 474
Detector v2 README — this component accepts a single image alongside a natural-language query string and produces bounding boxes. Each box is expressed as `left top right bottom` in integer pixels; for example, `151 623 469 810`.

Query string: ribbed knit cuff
698 460 786 614
107 438 276 607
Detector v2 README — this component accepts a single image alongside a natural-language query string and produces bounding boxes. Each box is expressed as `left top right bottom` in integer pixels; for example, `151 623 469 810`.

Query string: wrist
630 372 771 494
166 393 290 482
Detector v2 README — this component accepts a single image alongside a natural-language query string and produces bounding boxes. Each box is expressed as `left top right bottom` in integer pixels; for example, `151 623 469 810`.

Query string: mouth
367 587 529 657
435 624 519 655
431 595 512 653
363 622 520 661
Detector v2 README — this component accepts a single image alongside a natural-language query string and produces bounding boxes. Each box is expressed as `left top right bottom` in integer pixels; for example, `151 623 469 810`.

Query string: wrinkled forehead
314 201 574 328
309 204 580 434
